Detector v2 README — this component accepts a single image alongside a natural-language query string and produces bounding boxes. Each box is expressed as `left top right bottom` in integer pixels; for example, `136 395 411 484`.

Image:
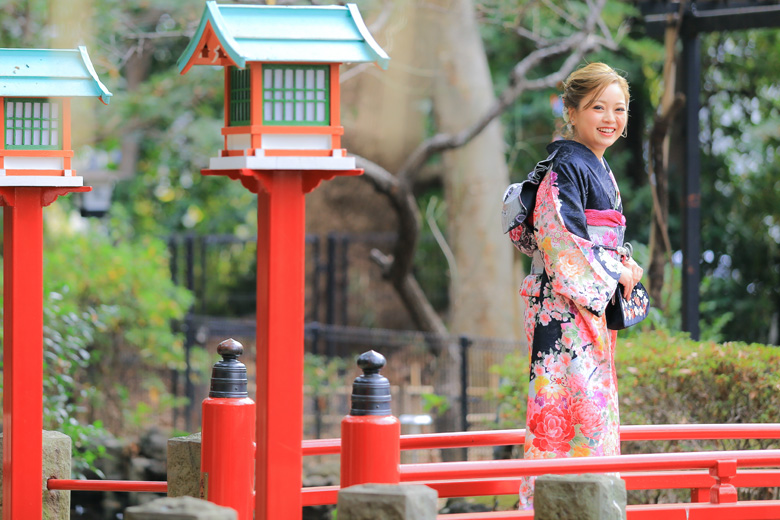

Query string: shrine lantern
177 1 389 172
0 46 111 187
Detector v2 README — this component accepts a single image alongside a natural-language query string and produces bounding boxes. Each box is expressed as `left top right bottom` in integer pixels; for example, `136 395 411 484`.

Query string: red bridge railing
47 479 168 493
300 423 780 519
47 423 780 519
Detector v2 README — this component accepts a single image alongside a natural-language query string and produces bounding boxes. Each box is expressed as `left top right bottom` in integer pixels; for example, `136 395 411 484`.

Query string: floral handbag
606 281 650 330
601 242 650 330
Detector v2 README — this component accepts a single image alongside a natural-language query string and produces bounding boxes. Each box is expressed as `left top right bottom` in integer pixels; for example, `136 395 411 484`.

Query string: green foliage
422 392 451 416
41 290 110 477
44 222 193 369
2 218 193 449
304 353 347 397
492 329 780 428
414 191 451 312
0 283 111 477
695 29 780 343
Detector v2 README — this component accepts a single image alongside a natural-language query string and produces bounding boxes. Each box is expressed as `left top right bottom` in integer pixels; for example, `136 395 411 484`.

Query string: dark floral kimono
508 140 625 508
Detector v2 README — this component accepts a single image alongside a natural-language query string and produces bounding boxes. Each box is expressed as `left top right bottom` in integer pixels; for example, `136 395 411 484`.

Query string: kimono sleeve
533 166 623 316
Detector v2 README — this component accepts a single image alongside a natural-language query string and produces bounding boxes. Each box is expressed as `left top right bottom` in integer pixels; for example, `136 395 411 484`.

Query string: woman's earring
621 126 628 138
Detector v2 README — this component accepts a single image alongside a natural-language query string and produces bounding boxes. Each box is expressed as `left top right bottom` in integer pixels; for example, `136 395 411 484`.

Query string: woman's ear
567 106 577 129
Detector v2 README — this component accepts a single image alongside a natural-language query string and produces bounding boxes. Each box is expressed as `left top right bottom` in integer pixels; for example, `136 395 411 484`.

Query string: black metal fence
168 231 448 328
180 318 524 460
167 232 525 452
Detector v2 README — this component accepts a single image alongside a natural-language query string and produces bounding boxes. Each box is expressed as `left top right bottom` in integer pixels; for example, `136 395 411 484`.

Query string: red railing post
201 339 256 519
340 351 400 488
710 459 738 504
691 487 709 502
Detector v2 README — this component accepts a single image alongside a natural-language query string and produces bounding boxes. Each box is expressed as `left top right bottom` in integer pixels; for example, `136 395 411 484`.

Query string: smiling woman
506 62 645 509
566 82 628 160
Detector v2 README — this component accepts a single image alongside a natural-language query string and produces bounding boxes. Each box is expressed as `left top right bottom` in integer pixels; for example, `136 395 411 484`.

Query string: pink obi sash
584 209 625 227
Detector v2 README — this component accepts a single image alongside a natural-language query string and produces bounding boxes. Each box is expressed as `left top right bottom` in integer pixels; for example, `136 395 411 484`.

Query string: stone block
338 484 438 520
124 496 236 520
167 433 201 498
0 430 72 520
534 473 627 520
42 431 72 520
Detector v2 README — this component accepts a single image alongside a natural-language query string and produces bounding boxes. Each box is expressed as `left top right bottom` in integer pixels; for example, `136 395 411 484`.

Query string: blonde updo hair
561 63 630 139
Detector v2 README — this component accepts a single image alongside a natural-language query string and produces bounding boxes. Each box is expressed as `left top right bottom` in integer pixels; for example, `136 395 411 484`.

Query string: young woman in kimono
509 63 644 508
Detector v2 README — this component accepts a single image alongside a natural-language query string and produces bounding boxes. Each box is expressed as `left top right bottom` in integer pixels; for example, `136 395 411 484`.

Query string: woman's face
568 82 627 160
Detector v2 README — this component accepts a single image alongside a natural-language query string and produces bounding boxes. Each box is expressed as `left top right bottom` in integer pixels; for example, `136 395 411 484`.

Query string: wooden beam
641 2 780 38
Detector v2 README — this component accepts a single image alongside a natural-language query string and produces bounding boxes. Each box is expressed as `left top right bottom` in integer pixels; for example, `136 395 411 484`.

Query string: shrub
1 221 193 474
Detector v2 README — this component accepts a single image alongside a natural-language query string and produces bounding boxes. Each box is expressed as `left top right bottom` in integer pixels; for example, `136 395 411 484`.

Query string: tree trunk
648 17 684 305
426 0 521 450
429 0 521 340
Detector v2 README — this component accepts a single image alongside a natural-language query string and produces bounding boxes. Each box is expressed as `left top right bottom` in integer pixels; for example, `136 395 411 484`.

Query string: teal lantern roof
178 1 390 73
0 46 112 105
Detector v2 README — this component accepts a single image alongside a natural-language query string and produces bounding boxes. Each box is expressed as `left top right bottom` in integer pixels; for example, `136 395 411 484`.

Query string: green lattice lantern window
229 67 251 126
4 98 63 150
262 65 329 126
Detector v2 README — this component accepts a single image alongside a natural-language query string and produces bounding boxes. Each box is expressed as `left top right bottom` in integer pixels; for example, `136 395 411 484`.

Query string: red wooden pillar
255 171 306 520
0 186 88 520
202 167 359 520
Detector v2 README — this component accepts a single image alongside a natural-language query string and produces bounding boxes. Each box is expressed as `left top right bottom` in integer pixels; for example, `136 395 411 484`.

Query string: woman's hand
618 257 643 299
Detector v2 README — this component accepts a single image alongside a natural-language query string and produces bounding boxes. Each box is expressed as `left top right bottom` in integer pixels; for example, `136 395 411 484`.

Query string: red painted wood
437 511 533 519
620 424 780 441
202 397 256 519
400 430 526 450
300 468 780 507
0 186 90 520
340 415 400 488
626 500 780 519
301 486 338 507
201 165 363 520
302 438 341 456
428 502 780 519
301 424 780 458
709 459 738 504
2 187 44 520
691 486 710 502
400 450 780 481
255 171 306 520
47 479 168 493
625 469 780 490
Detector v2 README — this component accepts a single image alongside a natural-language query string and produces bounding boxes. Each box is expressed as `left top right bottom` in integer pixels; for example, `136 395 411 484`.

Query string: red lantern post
1 186 89 520
177 5 388 518
202 167 360 520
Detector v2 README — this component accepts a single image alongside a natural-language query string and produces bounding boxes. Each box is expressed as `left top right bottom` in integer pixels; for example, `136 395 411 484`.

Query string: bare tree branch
355 156 420 283
649 93 685 258
356 155 450 340
542 0 583 30
397 0 611 183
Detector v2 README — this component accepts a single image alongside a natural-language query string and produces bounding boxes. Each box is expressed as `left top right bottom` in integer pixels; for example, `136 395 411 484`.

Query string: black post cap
350 350 392 416
209 338 248 398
